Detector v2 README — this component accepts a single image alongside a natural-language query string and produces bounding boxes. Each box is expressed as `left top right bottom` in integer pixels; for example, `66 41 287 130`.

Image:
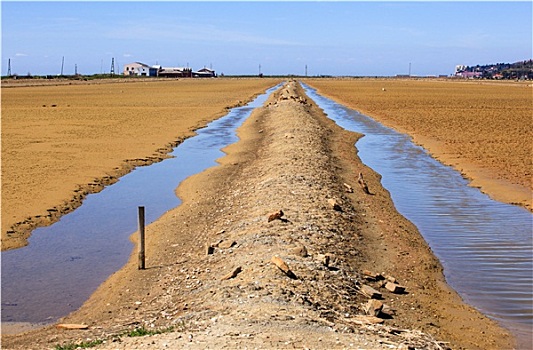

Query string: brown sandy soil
1 78 282 251
304 78 532 211
2 82 513 349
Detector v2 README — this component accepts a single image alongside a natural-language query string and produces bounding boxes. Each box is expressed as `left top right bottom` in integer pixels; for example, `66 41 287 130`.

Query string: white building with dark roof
123 62 158 76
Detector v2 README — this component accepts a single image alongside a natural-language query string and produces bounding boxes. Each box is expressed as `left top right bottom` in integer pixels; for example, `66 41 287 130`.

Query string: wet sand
1 78 282 251
303 78 532 212
2 81 513 349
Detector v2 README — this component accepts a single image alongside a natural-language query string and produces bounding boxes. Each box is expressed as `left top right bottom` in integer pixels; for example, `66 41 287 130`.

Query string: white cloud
106 20 301 47
15 53 28 57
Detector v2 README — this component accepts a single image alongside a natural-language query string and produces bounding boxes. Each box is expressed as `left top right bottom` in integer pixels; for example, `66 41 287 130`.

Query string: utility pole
61 56 64 76
7 58 11 76
259 64 261 75
110 57 115 76
409 62 412 77
305 64 308 77
75 64 78 75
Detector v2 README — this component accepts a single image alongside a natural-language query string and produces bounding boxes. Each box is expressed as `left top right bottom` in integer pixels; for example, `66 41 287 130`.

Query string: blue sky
2 1 532 76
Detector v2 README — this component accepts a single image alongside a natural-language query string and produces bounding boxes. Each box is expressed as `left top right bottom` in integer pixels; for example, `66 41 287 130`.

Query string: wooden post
138 206 145 270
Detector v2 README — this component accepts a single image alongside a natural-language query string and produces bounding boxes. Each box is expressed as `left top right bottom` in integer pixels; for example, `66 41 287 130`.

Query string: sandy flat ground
304 78 532 211
2 81 513 349
1 78 282 251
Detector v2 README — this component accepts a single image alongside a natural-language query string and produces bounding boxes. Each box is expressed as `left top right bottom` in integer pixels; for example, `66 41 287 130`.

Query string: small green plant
54 339 103 350
54 325 177 349
126 325 175 337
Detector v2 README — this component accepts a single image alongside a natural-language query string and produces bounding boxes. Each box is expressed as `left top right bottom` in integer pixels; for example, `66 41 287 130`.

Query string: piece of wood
360 284 382 299
56 323 89 330
138 206 145 270
385 282 406 294
221 266 242 280
271 256 297 279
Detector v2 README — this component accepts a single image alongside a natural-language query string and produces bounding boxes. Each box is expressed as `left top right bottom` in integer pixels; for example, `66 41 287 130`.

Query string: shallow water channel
302 83 533 347
1 84 282 330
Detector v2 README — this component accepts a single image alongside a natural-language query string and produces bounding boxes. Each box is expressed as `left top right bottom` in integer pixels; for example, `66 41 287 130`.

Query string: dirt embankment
3 82 512 349
1 78 282 251
304 78 532 211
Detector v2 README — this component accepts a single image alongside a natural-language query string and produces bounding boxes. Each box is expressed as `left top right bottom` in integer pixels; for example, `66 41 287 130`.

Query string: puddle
302 83 533 347
1 83 282 330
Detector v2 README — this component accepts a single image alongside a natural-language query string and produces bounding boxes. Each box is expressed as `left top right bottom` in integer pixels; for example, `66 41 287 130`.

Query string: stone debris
358 172 371 194
352 315 385 325
362 269 382 281
364 299 384 317
385 282 406 294
343 182 354 193
221 266 242 280
271 256 297 279
361 284 383 299
290 244 308 257
381 304 396 317
384 274 397 283
267 209 284 222
316 253 330 267
327 198 342 211
218 240 237 249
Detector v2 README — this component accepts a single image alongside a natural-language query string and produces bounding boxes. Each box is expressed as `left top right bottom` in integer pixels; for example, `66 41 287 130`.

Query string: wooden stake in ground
138 206 146 270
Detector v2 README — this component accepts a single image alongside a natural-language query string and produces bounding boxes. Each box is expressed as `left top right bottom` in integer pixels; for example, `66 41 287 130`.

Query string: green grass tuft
54 339 103 350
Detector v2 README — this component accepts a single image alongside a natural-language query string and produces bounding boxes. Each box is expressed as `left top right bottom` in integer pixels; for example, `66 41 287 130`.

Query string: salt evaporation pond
302 83 533 348
1 83 282 329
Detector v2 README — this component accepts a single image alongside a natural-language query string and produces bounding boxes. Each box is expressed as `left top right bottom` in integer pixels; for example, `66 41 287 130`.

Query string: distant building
455 71 482 79
158 67 192 78
193 67 216 78
123 62 215 78
123 62 158 77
